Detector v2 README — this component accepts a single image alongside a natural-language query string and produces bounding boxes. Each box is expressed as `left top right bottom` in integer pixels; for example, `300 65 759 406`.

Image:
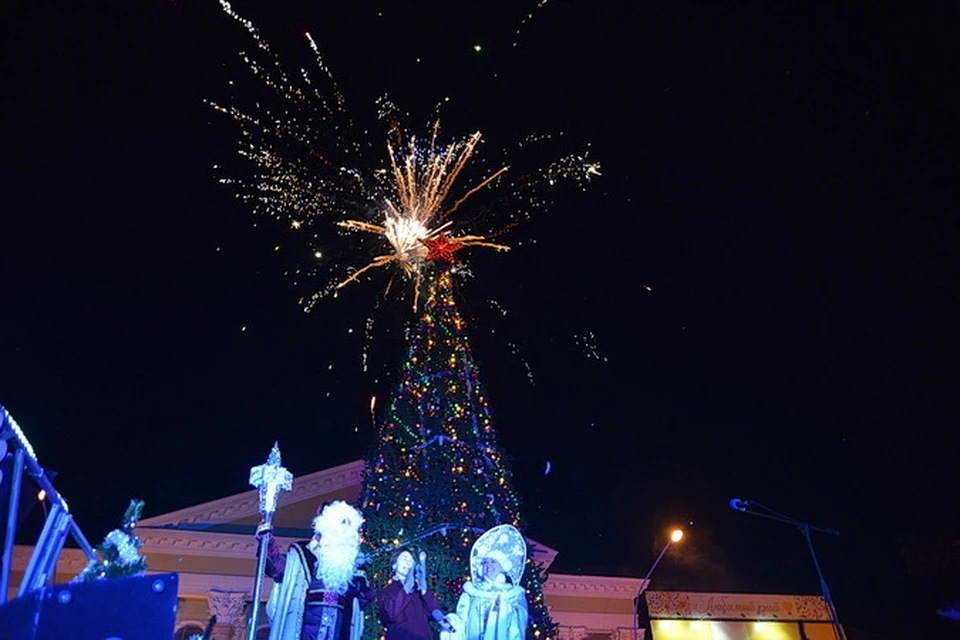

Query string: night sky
2 1 958 638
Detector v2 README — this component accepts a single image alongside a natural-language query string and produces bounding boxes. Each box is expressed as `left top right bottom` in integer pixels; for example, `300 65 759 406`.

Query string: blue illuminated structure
0 404 96 600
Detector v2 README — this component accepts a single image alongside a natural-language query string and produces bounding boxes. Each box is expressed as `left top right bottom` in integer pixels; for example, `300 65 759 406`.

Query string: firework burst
212 0 599 309
336 121 512 306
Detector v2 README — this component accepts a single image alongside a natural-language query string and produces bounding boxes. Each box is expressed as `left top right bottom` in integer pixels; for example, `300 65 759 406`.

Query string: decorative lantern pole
247 443 293 640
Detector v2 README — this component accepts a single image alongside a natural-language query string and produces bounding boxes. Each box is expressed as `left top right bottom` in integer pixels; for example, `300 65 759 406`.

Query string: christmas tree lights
361 267 556 640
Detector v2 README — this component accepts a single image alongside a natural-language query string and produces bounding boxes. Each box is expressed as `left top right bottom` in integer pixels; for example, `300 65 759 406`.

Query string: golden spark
337 121 509 307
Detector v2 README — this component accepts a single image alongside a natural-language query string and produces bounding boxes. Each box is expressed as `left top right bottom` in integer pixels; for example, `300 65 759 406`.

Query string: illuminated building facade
7 460 840 640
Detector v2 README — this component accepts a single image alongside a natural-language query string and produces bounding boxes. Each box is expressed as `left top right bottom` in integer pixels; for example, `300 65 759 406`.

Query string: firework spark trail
512 0 552 48
213 1 600 310
574 331 608 362
335 123 514 306
213 0 362 229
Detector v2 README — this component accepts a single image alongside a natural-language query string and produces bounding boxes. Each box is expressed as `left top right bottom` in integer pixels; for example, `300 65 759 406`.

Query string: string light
359 268 555 640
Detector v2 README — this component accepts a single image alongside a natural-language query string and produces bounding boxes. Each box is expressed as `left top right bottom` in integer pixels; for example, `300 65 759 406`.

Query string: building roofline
139 460 365 527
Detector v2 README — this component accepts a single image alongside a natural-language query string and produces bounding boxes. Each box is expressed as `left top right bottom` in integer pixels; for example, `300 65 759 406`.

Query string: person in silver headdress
447 525 528 640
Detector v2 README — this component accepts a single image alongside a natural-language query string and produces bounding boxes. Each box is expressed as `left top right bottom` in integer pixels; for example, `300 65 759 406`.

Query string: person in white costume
265 501 373 640
445 525 528 640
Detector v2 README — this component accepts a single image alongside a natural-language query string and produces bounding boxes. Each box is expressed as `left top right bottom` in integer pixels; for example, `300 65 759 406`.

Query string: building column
616 627 644 640
207 589 249 640
557 626 589 640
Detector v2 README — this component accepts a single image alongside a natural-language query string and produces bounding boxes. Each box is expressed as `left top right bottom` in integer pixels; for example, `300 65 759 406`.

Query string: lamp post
633 529 684 640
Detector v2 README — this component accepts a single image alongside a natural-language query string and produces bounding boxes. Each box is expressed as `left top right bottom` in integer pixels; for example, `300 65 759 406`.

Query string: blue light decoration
0 405 97 600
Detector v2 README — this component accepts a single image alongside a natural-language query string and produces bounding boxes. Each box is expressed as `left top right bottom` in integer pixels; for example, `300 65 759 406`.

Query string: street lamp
633 529 684 640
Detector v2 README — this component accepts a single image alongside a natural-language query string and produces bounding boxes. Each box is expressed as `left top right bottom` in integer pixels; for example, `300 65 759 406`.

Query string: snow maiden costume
448 525 529 640
266 501 373 640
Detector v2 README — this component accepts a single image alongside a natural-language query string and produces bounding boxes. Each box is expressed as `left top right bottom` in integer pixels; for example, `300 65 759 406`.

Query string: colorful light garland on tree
360 267 556 640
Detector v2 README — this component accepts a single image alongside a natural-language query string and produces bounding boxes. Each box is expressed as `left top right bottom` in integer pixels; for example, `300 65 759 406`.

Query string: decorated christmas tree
360 266 556 640
76 499 148 581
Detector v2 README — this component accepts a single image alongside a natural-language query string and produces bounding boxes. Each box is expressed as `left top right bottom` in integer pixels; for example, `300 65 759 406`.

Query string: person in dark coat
378 548 453 640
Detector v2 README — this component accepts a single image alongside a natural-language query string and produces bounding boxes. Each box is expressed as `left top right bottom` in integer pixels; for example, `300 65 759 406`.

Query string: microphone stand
736 502 847 640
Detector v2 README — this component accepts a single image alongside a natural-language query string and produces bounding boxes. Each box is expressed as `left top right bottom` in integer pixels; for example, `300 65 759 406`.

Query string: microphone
729 498 752 512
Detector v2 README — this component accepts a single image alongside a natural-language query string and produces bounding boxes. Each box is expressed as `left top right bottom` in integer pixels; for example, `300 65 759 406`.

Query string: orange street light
634 528 685 640
38 489 48 518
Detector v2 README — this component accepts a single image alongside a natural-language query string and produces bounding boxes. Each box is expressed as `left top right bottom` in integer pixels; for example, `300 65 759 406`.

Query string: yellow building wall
547 595 636 614
649 620 840 640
